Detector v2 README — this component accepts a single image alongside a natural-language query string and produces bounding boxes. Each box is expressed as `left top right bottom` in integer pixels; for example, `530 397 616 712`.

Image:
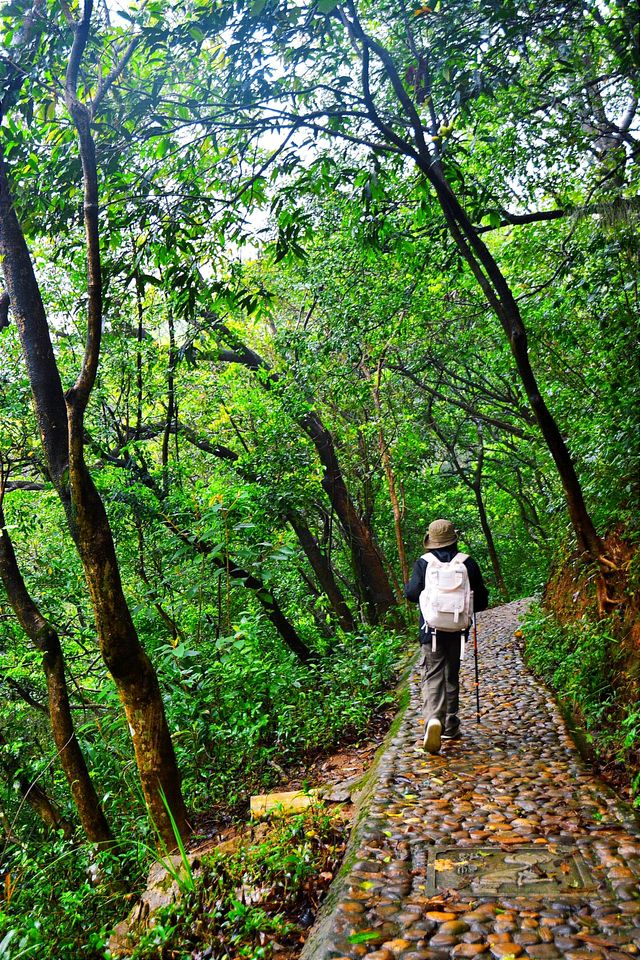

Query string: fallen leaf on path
576 933 623 947
347 931 382 944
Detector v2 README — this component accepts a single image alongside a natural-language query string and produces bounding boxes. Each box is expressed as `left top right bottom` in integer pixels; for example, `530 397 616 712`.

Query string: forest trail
302 600 640 960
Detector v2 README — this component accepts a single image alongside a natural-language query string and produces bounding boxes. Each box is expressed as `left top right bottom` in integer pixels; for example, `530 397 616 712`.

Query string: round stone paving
302 601 640 960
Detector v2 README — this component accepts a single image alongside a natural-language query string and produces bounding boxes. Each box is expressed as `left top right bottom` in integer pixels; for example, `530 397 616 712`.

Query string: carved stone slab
423 846 597 896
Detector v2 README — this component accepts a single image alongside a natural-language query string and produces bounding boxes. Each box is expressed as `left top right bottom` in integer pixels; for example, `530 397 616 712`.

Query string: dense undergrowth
521 537 640 807
0 627 405 960
162 622 406 811
130 806 346 960
0 806 347 960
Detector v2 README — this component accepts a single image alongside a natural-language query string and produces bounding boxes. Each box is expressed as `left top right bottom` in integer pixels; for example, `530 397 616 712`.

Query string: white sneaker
423 717 442 754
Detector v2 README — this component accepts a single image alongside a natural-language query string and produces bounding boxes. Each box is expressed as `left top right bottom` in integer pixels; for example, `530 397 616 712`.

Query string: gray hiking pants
419 631 462 735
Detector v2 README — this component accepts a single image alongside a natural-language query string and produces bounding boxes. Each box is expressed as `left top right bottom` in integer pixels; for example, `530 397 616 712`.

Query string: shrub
521 603 639 806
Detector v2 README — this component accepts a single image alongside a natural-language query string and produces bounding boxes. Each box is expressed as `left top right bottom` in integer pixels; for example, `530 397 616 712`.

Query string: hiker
404 519 488 754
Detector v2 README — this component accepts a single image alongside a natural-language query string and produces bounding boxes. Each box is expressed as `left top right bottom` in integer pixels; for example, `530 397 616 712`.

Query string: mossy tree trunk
0 730 73 838
0 508 112 844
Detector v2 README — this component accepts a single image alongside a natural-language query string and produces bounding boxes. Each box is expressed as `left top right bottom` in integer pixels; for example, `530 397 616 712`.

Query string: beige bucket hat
423 518 457 549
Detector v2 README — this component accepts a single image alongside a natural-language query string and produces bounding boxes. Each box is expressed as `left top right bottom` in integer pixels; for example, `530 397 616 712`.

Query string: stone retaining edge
301 649 416 960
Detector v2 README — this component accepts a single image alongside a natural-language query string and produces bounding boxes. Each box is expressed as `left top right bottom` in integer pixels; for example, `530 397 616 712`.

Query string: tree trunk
423 169 604 562
472 484 508 599
427 417 507 598
0 509 113 845
287 511 356 631
343 14 603 564
372 362 409 585
299 411 398 623
161 303 178 493
67 463 190 842
378 437 409 587
0 731 72 838
214 335 398 623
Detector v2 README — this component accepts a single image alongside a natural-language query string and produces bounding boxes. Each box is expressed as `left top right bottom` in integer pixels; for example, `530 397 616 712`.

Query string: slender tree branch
476 196 640 234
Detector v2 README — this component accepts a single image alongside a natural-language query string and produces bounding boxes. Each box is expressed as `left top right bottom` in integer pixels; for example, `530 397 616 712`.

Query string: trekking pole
473 612 480 723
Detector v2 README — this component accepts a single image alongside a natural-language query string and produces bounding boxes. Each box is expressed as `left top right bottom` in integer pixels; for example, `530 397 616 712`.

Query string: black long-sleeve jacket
404 545 489 641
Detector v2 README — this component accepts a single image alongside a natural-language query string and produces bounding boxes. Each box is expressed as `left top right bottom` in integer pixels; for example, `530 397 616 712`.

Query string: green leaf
347 931 382 944
482 211 503 228
316 0 339 12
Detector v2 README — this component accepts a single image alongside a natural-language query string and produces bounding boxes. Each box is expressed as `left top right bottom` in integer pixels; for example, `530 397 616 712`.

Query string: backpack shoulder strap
453 552 469 563
422 552 440 565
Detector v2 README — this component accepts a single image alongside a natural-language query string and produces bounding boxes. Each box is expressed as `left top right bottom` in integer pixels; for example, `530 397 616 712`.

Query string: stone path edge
301 654 416 960
512 628 639 830
547 689 639 829
521 646 640 837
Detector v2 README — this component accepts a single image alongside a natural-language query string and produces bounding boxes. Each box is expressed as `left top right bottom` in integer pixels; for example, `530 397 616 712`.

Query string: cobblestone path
305 600 640 960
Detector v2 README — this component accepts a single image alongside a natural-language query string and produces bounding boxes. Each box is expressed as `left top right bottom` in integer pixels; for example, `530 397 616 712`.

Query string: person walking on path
404 519 488 754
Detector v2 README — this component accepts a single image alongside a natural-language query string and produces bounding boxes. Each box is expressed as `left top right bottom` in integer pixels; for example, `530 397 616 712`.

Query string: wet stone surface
303 601 640 960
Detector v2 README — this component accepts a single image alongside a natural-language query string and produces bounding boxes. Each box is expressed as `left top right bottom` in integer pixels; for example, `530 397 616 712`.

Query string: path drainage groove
417 846 598 897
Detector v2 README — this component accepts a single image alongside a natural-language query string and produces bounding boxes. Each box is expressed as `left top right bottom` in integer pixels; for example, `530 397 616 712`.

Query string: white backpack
419 552 472 638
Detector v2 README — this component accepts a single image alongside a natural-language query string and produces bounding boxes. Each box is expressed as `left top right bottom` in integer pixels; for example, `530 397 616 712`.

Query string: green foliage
130 806 344 960
0 838 147 960
523 604 615 722
160 622 405 807
0 621 403 958
153 787 196 895
521 603 640 806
